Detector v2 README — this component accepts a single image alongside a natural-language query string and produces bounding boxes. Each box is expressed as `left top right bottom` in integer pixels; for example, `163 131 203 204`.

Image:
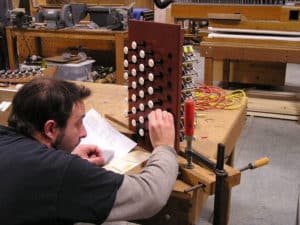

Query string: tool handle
184 98 195 136
253 157 270 169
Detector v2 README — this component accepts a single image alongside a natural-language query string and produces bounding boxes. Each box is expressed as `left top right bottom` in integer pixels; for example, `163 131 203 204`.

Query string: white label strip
0 101 12 112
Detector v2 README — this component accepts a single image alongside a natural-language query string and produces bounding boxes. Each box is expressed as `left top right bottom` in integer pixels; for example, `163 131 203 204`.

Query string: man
0 77 178 225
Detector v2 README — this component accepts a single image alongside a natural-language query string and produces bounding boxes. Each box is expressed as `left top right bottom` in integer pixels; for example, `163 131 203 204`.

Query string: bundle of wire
193 84 246 110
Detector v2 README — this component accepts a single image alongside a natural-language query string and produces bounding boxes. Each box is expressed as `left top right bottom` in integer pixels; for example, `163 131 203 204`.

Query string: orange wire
193 84 241 110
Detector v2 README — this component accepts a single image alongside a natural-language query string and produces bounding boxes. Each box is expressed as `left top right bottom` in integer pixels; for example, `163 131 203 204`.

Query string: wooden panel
213 60 224 82
126 20 183 151
230 61 286 86
171 4 283 20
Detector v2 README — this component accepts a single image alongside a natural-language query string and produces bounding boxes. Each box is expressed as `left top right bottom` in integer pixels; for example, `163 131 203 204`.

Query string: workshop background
1 0 300 225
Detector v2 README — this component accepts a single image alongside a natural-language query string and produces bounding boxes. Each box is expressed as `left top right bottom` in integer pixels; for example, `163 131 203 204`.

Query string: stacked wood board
246 90 300 122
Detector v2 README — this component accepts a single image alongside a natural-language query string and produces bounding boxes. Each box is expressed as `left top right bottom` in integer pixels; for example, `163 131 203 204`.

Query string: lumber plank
247 97 300 116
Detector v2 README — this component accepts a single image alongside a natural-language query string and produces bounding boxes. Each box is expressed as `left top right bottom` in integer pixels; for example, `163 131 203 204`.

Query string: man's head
8 77 91 152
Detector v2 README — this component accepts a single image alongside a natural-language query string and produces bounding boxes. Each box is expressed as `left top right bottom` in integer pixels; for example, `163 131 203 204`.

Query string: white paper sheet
80 108 137 159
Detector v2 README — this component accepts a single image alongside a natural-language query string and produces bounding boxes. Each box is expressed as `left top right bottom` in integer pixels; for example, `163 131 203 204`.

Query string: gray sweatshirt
107 145 178 221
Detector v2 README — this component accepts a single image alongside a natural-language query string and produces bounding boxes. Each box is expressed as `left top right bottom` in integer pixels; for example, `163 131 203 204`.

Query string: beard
52 132 65 151
52 132 79 152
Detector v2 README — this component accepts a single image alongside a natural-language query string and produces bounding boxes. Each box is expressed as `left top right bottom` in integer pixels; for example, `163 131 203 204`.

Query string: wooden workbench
5 26 128 84
81 82 246 225
199 36 300 86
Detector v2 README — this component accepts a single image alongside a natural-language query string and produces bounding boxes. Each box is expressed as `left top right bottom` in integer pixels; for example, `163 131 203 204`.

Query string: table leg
190 189 209 224
6 27 16 70
222 59 230 89
115 33 125 84
204 57 214 85
222 147 236 225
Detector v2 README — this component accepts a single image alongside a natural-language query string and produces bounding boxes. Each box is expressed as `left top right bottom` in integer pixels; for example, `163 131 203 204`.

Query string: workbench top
82 81 247 160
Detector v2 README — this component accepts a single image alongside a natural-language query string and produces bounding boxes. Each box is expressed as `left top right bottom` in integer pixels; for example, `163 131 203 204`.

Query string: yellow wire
194 89 247 110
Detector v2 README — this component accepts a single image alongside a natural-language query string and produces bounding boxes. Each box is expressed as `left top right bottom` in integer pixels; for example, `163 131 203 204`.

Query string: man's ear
43 120 59 141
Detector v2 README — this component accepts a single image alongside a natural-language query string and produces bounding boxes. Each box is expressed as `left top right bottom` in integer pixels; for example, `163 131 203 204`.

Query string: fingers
148 109 174 128
87 156 105 167
80 144 101 157
72 144 105 166
148 109 175 149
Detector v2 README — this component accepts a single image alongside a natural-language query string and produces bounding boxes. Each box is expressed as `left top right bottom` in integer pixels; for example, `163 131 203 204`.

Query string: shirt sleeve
56 155 124 224
106 145 178 221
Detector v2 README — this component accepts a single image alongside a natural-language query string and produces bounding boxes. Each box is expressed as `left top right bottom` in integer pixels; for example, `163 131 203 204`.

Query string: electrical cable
193 84 247 111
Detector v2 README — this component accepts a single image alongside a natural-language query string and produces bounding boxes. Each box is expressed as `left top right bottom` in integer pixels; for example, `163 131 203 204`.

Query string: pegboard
124 20 183 151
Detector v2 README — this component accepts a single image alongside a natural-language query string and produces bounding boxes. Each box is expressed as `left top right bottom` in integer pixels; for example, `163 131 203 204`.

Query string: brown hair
8 77 91 137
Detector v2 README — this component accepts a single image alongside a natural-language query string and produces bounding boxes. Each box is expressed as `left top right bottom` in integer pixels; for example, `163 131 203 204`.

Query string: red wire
194 84 227 110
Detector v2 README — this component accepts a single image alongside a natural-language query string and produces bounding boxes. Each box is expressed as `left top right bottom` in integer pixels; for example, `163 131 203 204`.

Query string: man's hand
72 144 105 166
148 109 175 149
